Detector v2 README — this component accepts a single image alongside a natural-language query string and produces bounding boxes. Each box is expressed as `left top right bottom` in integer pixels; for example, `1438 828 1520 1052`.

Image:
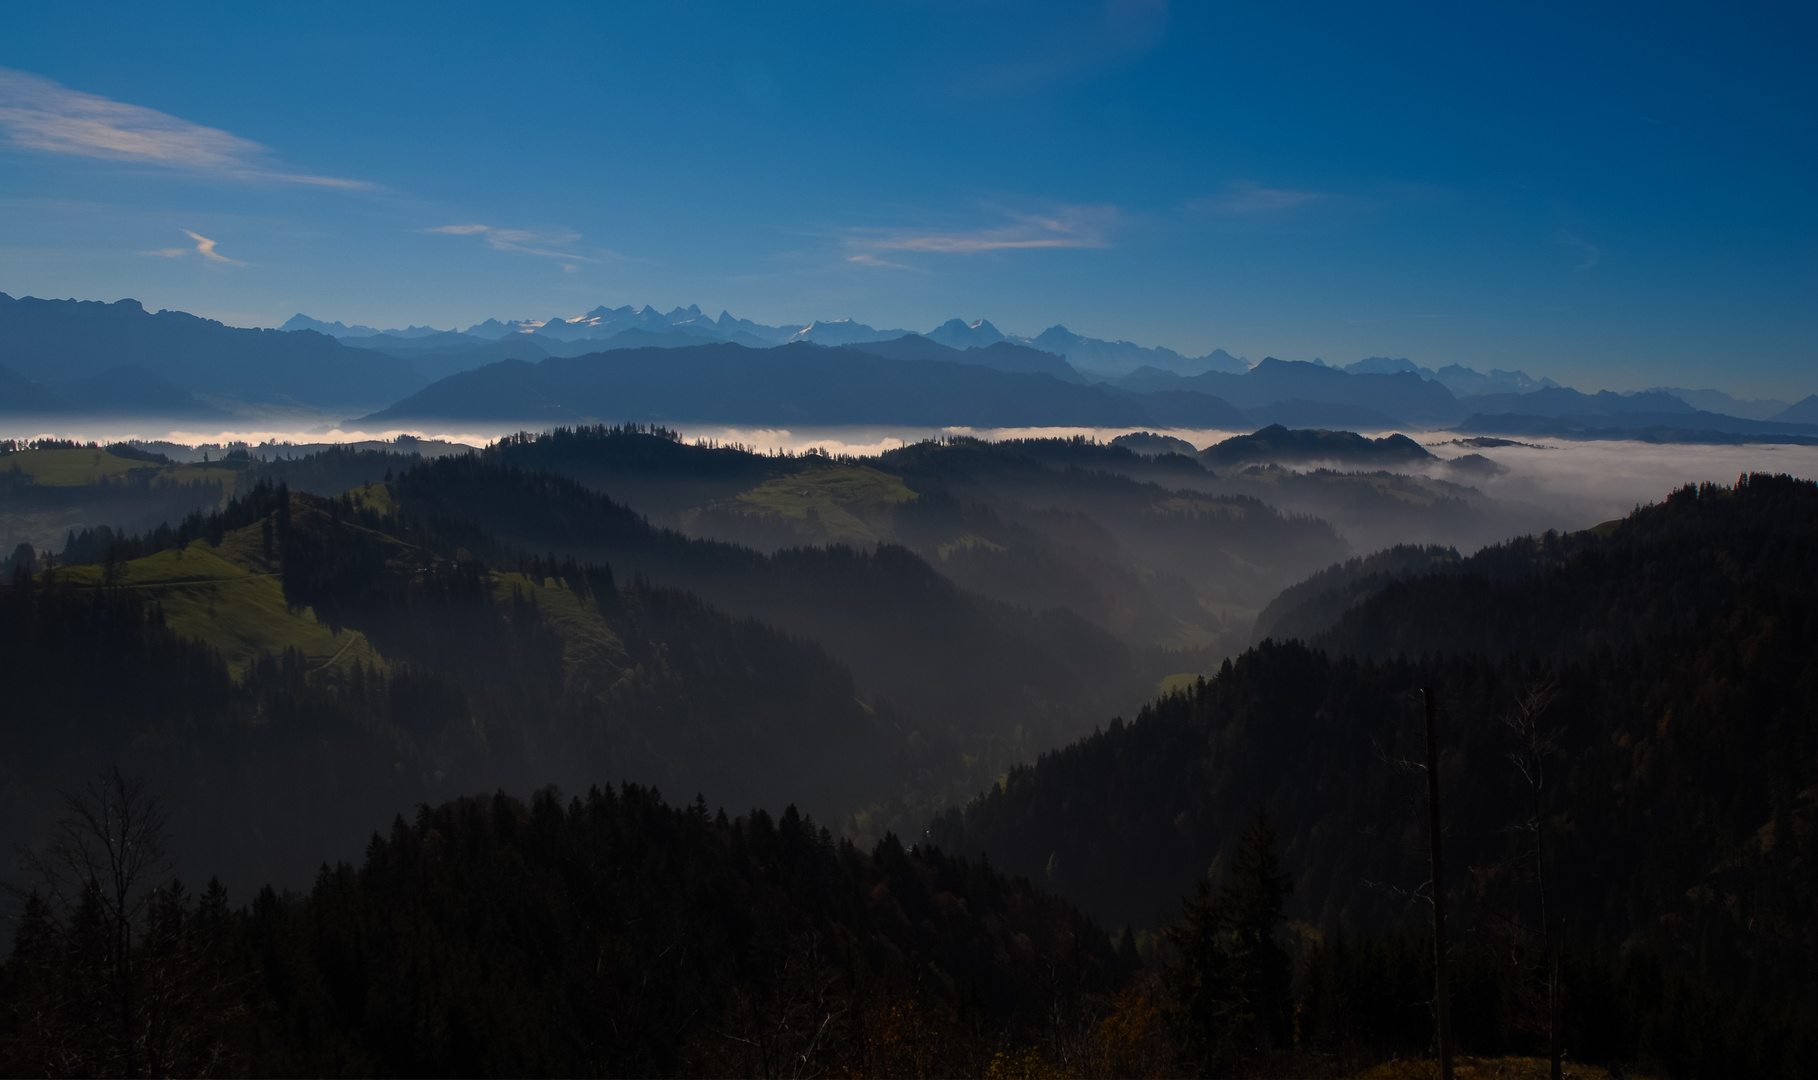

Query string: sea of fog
11 418 1818 545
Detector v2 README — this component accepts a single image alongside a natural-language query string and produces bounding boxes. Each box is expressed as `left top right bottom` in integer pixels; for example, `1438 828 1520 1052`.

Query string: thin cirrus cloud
846 253 914 270
949 0 1169 98
1190 180 1327 216
0 67 367 189
1553 228 1602 271
428 223 597 263
855 205 1119 256
143 230 246 266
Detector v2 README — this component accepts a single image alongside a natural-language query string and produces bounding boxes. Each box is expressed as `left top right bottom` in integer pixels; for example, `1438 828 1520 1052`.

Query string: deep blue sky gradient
1 1 1812 396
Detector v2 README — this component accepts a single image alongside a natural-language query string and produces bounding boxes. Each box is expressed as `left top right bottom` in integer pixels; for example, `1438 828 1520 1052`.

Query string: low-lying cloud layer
8 419 1815 554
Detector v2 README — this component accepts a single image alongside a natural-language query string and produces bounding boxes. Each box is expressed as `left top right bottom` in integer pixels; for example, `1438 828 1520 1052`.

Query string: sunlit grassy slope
1158 671 1203 696
1 446 244 498
492 570 627 680
2 447 146 484
730 461 917 545
344 479 394 516
47 482 631 684
59 515 382 678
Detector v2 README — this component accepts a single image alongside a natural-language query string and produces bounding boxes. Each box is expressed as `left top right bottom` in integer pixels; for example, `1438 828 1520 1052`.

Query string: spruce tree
1225 809 1293 1053
1164 807 1294 1073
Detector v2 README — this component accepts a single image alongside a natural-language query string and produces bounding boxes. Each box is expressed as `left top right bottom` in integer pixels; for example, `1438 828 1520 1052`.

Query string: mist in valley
17 413 1812 548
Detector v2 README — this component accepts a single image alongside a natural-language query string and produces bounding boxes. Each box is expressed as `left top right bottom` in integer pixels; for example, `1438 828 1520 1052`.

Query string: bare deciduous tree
7 767 238 1078
17 767 171 1076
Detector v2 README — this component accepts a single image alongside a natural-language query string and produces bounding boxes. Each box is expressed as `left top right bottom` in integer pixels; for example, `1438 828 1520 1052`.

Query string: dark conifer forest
0 432 1813 1077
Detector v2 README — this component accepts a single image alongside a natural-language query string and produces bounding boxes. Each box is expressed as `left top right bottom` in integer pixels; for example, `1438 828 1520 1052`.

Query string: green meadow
1 446 244 496
730 461 917 545
58 517 383 679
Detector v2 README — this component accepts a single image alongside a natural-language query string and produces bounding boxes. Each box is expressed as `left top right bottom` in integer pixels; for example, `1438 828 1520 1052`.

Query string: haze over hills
3 428 1812 1076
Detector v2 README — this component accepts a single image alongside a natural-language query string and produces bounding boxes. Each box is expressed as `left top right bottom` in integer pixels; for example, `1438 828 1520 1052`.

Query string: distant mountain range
349 338 1818 444
280 306 1255 379
2 291 1813 444
1342 356 1560 397
354 342 1158 429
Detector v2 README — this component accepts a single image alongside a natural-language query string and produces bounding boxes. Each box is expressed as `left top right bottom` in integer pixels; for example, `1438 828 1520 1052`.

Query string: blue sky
0 1 1812 397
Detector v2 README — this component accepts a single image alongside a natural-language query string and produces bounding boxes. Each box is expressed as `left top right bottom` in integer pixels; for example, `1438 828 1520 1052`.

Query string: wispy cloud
1191 180 1325 216
856 205 1118 255
185 230 242 264
847 253 913 270
0 68 368 189
428 223 597 262
950 0 1169 97
142 230 245 265
1553 228 1602 271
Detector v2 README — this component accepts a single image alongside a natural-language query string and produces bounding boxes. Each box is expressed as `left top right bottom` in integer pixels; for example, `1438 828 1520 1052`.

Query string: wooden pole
1423 686 1454 1080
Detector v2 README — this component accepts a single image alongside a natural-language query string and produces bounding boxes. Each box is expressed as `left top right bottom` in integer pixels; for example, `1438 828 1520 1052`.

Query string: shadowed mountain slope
1116 358 1463 423
355 342 1155 428
929 475 1818 1063
847 334 1086 382
0 293 426 411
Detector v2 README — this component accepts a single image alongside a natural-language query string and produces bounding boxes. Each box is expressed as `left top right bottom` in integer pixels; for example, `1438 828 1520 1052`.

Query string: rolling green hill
2 443 240 559
1 479 925 897
58 525 381 678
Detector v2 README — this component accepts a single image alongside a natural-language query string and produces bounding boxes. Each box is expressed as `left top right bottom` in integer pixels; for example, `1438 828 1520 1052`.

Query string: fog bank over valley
9 417 1815 551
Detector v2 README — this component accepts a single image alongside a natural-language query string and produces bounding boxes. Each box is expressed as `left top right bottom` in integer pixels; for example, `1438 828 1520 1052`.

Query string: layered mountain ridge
3 291 1814 444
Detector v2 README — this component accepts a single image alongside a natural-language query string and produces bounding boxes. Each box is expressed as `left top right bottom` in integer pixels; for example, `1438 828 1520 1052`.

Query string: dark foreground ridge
3 784 1134 1076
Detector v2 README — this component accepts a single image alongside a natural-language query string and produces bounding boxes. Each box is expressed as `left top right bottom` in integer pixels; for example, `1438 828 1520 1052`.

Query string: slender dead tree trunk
1422 686 1454 1080
1549 920 1563 1080
1505 682 1563 1080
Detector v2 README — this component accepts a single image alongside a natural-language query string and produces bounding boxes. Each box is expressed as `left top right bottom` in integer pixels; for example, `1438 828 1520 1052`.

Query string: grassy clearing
1 447 147 485
0 446 244 502
935 532 1007 560
345 480 394 516
731 462 917 546
492 571 627 681
1159 671 1206 696
59 524 382 678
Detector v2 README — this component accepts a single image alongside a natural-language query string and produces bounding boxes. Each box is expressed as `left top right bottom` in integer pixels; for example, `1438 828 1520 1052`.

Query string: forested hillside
0 479 942 895
4 437 1812 1076
930 475 1818 1074
6 426 1544 667
383 451 1145 762
0 784 1149 1077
